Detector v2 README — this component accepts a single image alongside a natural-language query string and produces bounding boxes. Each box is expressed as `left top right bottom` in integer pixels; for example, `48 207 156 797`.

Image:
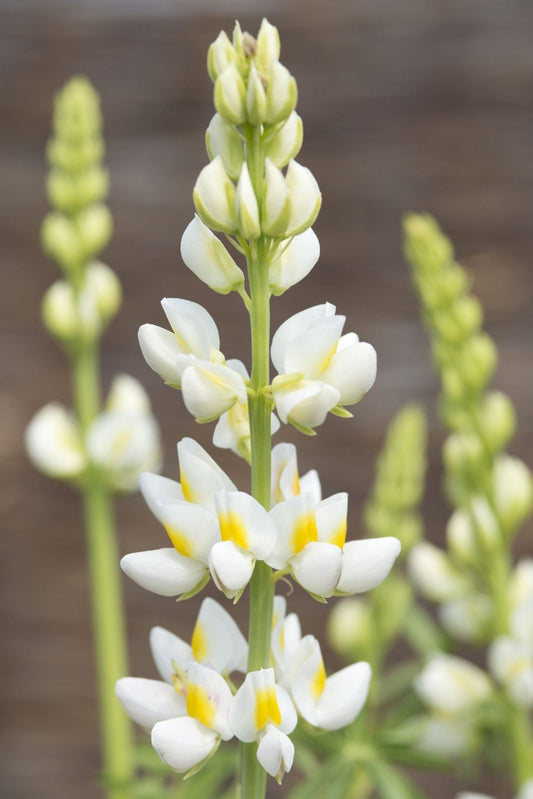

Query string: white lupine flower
517 781 533 799
122 438 237 597
270 596 302 682
456 792 495 799
41 280 82 340
408 542 470 602
271 303 376 429
25 403 86 478
492 455 533 534
235 163 261 240
193 156 238 234
180 358 247 422
265 111 303 169
438 594 492 643
138 297 220 387
180 215 244 295
230 668 297 782
85 261 122 322
152 662 233 773
209 490 278 599
417 716 476 758
509 559 533 608
335 536 402 595
271 441 321 506
268 229 320 296
414 654 493 715
205 114 244 181
488 584 533 708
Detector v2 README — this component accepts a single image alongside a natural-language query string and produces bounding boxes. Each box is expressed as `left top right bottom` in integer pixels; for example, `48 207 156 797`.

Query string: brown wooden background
1 1 532 797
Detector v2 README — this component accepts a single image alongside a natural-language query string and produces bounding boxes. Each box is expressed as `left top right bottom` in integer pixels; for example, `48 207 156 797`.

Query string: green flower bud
41 212 83 271
327 598 372 658
265 61 297 125
477 391 516 453
246 63 268 125
443 431 484 477
207 31 237 83
403 213 454 275
458 333 497 393
41 280 79 340
214 64 247 125
493 455 533 536
255 18 280 71
262 158 290 236
205 114 244 181
285 160 321 236
74 165 109 207
77 204 113 258
235 164 261 240
193 156 237 234
265 112 303 169
85 261 122 323
46 170 76 211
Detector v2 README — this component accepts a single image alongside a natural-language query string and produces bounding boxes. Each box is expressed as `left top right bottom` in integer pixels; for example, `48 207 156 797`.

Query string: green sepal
289 419 317 437
176 572 210 602
329 404 353 419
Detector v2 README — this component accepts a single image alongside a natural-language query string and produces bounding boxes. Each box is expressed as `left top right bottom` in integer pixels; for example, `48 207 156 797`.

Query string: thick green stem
73 343 133 797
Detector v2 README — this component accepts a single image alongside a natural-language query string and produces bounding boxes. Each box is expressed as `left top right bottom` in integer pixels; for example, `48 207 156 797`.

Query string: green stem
73 343 133 798
508 700 533 787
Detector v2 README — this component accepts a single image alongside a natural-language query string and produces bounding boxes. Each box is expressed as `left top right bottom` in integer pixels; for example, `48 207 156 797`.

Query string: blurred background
1 0 532 797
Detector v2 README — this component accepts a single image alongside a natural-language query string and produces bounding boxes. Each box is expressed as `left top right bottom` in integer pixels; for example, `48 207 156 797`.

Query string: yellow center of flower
254 686 281 730
186 681 216 729
164 523 193 558
191 621 208 663
311 660 326 698
218 510 249 550
291 510 318 554
328 519 347 549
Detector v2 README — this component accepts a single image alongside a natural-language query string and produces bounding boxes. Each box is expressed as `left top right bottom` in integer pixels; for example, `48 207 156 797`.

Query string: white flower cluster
121 439 400 602
25 375 161 491
116 596 371 781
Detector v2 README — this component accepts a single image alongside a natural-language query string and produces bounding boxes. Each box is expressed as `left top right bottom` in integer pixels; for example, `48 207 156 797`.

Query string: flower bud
85 261 122 322
443 431 484 478
74 165 109 207
41 280 79 341
214 64 247 125
446 508 476 565
285 160 321 237
235 163 261 240
262 158 290 237
25 403 86 479
46 170 76 211
268 229 320 295
458 333 497 392
414 654 492 715
476 391 515 453
265 62 297 125
205 114 244 181
246 63 268 125
439 594 492 643
180 215 244 294
106 374 151 414
493 455 533 536
77 204 113 258
408 542 469 602
403 214 454 275
193 156 237 234
207 31 237 83
265 112 303 169
255 18 280 71
327 598 371 657
41 212 83 271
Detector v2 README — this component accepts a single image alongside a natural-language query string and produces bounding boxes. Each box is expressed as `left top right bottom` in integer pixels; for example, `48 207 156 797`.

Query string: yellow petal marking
191 621 208 663
328 519 347 549
311 659 326 699
291 510 318 555
254 686 281 730
317 342 338 376
172 673 186 697
180 471 195 503
218 510 249 550
186 681 216 729
291 470 301 496
164 523 194 558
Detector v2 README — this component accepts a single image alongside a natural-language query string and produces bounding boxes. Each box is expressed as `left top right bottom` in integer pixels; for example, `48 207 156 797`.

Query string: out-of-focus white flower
138 298 247 421
417 717 477 758
121 438 236 598
85 261 122 323
230 668 297 783
268 229 320 296
327 598 371 657
517 781 533 799
116 597 246 730
271 303 376 431
456 792 495 799
492 455 533 535
180 215 244 295
414 654 492 715
86 374 161 491
408 542 470 602
209 490 278 600
152 662 234 773
438 594 492 643
25 403 86 479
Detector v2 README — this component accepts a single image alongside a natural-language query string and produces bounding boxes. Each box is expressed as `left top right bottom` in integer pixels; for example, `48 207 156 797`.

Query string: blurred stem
73 342 133 798
508 700 533 788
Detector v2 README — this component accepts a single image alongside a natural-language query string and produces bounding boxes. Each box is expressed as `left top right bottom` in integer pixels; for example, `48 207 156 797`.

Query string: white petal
139 472 185 523
275 684 298 734
414 654 492 714
316 493 347 547
193 156 237 234
86 411 160 487
159 501 219 563
289 635 323 725
336 537 401 594
106 374 150 413
262 158 290 237
269 228 320 295
181 360 247 421
138 324 184 385
178 437 236 510
180 216 243 293
25 403 85 478
161 297 219 356
149 626 193 684
120 548 207 597
205 113 244 180
215 490 277 560
284 314 344 380
152 716 219 772
257 725 294 780
285 160 321 237
299 469 322 502
265 111 303 169
316 662 371 730
322 340 377 405
268 493 317 569
115 677 186 729
273 379 340 428
186 661 234 739
271 303 336 374
209 541 255 599
235 162 260 240
291 542 343 597
192 596 248 673
408 542 470 601
230 668 281 742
